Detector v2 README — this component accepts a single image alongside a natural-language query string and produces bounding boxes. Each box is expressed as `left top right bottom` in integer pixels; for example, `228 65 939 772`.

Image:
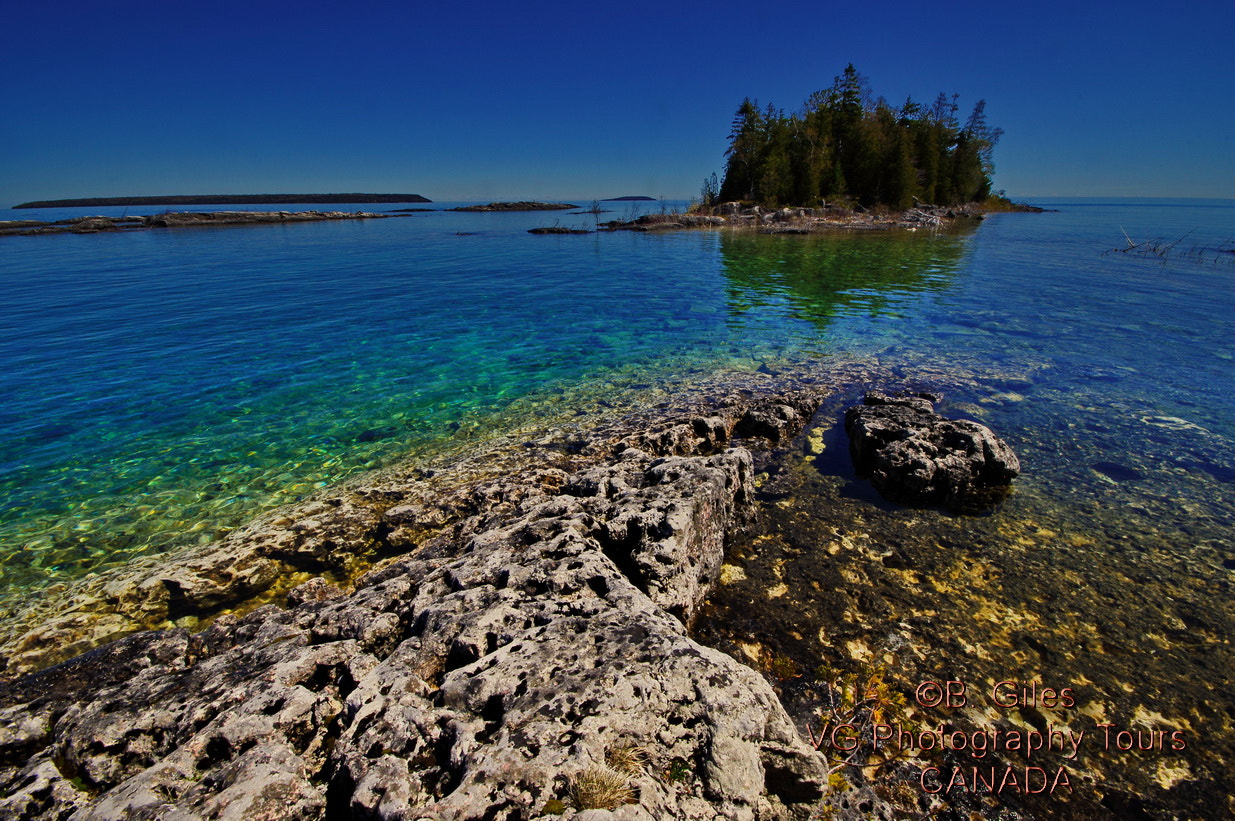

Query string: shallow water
0 202 967 594
690 200 1235 817
1 200 1231 591
695 377 1234 818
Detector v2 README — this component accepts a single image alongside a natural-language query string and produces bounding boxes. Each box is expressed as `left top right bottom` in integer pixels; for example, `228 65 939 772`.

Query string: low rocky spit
0 361 1034 820
0 367 880 820
596 202 991 234
528 226 591 235
27 351 1229 819
449 203 578 212
0 211 395 237
19 346 1225 819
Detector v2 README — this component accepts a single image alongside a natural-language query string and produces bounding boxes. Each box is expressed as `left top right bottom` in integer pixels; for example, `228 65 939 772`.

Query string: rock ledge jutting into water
0 372 859 821
845 390 1020 511
0 211 397 237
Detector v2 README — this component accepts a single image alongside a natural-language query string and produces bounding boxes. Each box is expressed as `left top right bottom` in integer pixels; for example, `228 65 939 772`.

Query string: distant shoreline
1 210 396 237
13 193 431 209
447 201 576 212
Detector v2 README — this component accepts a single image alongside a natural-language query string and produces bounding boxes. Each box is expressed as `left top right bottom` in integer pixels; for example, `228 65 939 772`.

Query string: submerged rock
1091 461 1144 482
845 390 1019 511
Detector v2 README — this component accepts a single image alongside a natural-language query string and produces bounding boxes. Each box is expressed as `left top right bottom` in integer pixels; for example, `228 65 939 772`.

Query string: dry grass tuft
605 744 649 776
570 765 634 810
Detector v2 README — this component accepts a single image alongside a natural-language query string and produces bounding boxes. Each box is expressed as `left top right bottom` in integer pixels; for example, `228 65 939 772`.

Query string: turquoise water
0 199 1232 605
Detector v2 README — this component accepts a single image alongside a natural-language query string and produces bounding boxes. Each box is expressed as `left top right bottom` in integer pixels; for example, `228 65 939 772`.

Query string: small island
1 210 396 237
700 64 1013 214
601 195 656 202
14 193 431 209
448 201 577 212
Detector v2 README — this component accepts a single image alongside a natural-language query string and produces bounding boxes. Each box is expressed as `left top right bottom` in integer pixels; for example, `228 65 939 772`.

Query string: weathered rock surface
0 376 844 820
845 390 1019 510
0 375 839 679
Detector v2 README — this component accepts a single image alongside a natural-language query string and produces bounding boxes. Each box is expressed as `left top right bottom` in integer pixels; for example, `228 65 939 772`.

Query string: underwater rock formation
845 390 1019 511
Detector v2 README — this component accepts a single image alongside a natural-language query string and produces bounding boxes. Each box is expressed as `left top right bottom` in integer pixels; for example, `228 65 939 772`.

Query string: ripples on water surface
2 197 1232 811
1 200 1231 586
0 204 966 589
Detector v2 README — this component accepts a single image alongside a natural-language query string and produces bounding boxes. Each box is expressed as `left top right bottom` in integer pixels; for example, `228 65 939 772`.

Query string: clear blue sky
3 0 1232 204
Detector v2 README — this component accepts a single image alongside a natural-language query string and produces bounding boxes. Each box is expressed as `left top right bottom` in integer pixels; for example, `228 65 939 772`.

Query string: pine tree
757 105 795 206
962 100 1003 200
718 98 765 202
800 90 836 204
700 172 720 207
712 68 1001 209
829 65 870 203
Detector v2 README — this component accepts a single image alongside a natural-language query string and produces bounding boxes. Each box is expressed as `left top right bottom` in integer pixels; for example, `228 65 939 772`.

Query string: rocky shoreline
602 202 991 234
0 366 877 820
524 201 1034 236
4 357 1218 818
0 210 397 237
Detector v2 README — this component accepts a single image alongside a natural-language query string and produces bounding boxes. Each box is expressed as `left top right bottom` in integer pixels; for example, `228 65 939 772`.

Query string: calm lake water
2 197 1232 813
0 199 1231 596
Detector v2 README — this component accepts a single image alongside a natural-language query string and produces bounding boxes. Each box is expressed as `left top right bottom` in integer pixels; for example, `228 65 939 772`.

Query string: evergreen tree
787 114 821 206
927 93 962 205
757 106 794 206
829 64 870 202
950 134 984 203
800 90 838 203
713 68 1000 209
962 100 1004 197
700 172 720 207
718 98 765 202
830 63 869 121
